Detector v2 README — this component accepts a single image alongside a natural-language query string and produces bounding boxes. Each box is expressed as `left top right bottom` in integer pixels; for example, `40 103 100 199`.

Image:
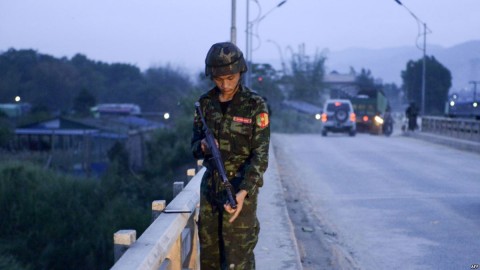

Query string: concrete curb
255 145 303 270
403 131 480 154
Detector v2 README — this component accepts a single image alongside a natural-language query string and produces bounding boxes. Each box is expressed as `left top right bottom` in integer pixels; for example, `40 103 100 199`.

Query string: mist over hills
323 40 480 90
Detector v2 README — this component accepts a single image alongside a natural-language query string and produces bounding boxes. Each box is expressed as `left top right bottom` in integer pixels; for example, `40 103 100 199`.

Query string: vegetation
401 56 452 115
0 161 150 269
0 46 452 269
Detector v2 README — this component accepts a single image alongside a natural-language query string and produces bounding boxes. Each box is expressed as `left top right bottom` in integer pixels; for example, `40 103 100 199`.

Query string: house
14 116 165 176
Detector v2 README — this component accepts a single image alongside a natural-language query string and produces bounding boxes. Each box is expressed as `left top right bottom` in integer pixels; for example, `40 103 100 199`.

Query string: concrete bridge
110 116 480 270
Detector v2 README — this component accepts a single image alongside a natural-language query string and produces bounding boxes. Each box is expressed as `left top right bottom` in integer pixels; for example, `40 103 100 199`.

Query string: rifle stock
195 102 237 209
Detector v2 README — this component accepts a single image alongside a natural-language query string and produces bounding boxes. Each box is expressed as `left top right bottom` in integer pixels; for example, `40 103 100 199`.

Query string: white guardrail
421 116 480 142
111 165 205 270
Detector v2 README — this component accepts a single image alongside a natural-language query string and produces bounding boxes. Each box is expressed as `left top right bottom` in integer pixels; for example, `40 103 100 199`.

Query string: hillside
324 40 480 90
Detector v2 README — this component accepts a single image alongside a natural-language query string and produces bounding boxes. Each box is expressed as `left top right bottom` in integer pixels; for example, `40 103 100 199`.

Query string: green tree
356 68 381 92
249 63 284 112
0 112 13 149
285 45 326 105
73 88 96 117
401 56 452 115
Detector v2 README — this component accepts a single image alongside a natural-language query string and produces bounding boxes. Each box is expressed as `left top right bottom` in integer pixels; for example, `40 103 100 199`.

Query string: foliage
271 109 322 133
249 63 285 113
0 161 150 270
73 88 96 117
0 50 200 269
0 49 195 119
401 56 452 115
355 68 381 92
0 116 13 148
285 46 326 105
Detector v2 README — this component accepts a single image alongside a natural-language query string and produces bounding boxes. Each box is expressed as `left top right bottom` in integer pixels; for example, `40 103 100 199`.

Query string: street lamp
245 0 287 87
470 81 480 105
394 0 431 115
267 39 286 76
231 0 237 44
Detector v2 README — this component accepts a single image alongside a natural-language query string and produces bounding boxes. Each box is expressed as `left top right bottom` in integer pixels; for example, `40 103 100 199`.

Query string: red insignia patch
233 116 252 124
256 113 269 128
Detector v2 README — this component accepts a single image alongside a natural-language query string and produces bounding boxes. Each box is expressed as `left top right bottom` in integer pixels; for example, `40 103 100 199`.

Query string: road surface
272 132 480 270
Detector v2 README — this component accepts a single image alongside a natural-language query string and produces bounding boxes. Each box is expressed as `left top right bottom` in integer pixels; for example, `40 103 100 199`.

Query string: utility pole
245 0 287 87
470 81 480 104
421 22 427 115
231 0 236 44
394 0 431 115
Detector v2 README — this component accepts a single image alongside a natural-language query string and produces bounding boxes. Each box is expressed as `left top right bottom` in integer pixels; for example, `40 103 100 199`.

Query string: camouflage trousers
198 176 260 270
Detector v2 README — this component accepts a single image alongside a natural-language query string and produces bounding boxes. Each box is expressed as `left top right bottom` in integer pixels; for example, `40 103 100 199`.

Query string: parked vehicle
320 99 356 136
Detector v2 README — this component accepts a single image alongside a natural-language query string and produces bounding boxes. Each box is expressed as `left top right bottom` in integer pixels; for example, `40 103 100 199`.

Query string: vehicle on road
350 89 391 135
445 90 480 120
320 99 356 136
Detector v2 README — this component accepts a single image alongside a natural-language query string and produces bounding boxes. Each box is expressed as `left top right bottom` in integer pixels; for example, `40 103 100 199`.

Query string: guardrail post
113 230 136 262
187 168 196 182
173 181 184 197
152 200 166 221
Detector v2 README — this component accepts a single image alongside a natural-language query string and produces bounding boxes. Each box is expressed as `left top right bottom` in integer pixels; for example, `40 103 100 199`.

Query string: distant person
382 105 394 136
405 102 418 131
191 41 270 269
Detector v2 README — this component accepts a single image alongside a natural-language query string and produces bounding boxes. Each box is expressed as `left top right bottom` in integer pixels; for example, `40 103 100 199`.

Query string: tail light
362 115 369 122
321 113 327 122
350 113 356 122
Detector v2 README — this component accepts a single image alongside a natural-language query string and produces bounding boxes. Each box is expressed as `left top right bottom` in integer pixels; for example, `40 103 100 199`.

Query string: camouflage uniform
191 84 270 270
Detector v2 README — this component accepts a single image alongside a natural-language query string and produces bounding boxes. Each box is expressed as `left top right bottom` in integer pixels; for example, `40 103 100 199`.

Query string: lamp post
395 0 431 115
245 0 287 87
267 39 286 76
470 81 480 107
231 0 237 44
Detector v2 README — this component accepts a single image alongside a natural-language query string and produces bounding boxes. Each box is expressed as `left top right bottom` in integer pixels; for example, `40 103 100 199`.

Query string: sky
1 0 479 75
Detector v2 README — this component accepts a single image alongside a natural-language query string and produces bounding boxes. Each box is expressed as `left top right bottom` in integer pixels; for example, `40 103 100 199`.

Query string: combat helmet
205 42 247 77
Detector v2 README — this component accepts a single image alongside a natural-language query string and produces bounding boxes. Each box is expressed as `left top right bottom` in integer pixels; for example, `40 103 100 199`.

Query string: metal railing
421 116 480 142
111 166 204 270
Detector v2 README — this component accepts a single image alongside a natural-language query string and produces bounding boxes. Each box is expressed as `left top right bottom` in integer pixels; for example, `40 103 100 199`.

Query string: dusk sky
1 0 479 74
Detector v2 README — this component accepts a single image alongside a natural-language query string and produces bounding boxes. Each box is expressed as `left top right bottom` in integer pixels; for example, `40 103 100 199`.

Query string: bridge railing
421 116 480 142
111 165 205 270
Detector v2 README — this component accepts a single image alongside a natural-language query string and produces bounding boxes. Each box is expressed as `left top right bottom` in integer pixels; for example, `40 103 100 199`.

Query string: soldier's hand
224 190 248 223
200 138 219 153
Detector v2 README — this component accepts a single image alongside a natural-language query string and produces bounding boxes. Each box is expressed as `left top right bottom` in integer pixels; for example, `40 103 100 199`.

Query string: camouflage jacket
191 85 270 197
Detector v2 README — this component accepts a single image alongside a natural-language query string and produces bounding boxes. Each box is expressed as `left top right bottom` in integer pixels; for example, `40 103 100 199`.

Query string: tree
249 63 284 112
401 56 452 115
0 113 13 149
286 45 326 105
356 68 381 92
73 88 96 117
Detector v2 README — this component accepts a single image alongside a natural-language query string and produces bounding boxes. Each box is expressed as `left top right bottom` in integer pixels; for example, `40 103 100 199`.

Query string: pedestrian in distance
191 42 270 270
405 102 419 131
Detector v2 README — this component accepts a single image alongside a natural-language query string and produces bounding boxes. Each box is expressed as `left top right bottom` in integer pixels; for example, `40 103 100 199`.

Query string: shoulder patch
256 112 269 128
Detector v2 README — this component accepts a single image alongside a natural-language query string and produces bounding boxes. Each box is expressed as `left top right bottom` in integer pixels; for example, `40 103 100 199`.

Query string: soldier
191 42 270 270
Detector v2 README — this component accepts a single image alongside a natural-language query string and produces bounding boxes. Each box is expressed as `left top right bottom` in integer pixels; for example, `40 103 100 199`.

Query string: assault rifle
195 102 237 209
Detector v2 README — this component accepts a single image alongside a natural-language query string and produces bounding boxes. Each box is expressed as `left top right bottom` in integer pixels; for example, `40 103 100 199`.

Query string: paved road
272 132 480 270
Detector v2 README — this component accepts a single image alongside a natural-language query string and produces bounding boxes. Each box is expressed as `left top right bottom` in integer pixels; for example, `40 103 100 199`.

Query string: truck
349 89 391 135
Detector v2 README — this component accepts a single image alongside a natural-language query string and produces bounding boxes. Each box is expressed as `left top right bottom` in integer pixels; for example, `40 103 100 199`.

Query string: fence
111 165 204 270
421 116 480 142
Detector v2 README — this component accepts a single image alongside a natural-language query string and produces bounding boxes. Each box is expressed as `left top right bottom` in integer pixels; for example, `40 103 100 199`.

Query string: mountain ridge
324 40 480 90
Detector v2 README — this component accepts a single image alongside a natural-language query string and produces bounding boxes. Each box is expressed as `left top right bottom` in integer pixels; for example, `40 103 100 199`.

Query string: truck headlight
374 115 384 125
